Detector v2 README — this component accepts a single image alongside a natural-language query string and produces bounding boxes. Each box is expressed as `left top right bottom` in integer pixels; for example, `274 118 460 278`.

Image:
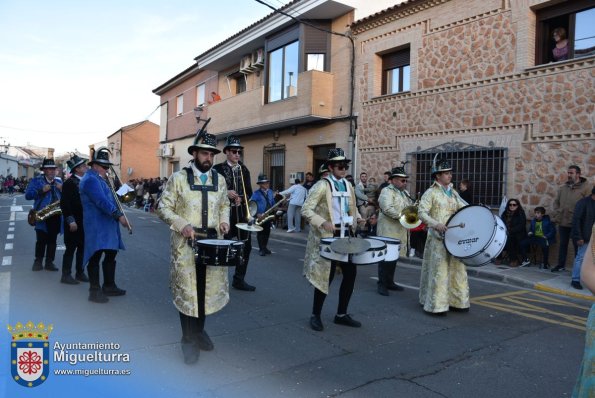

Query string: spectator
458 179 472 204
497 199 527 267
303 172 315 190
355 172 375 220
520 206 556 269
570 187 595 290
279 178 307 233
551 165 591 272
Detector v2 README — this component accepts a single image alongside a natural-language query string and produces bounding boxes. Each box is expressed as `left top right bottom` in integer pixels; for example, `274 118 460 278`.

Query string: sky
0 0 291 155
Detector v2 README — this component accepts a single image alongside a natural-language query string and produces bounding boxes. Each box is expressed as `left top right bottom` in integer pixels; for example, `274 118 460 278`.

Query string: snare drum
192 239 244 267
373 236 401 261
319 238 387 265
443 205 507 266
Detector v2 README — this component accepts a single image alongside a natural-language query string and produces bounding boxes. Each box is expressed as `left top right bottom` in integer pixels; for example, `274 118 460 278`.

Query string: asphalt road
0 193 590 398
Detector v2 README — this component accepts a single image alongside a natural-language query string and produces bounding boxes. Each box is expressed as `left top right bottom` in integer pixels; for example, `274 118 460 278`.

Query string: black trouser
556 226 577 268
179 312 205 342
225 210 252 283
34 216 61 264
62 230 84 276
520 236 550 265
378 260 397 287
312 261 357 316
257 221 272 251
87 250 117 289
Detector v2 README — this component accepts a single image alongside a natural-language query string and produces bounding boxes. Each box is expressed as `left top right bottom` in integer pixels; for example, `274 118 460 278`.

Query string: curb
534 283 595 302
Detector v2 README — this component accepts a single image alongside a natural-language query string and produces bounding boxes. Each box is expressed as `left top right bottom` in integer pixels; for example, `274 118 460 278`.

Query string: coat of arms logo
7 321 53 387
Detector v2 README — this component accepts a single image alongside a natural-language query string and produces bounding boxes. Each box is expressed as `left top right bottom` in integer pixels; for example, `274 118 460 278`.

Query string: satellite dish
127 167 133 176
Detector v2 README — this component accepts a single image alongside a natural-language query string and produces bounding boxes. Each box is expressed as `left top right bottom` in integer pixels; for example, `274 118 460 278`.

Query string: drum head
444 205 496 258
330 237 371 254
374 236 401 245
196 239 236 246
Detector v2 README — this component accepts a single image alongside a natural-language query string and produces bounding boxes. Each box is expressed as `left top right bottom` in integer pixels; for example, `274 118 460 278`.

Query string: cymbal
236 223 263 232
330 237 371 254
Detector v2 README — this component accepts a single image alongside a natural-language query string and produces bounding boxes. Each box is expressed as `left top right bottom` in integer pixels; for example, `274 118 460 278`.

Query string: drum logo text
458 237 479 245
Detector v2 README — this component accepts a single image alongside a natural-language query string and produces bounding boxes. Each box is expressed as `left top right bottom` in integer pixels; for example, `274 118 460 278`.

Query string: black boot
102 261 126 296
32 258 43 271
385 261 404 291
44 243 58 271
88 262 109 303
179 313 200 364
61 274 79 285
377 263 389 296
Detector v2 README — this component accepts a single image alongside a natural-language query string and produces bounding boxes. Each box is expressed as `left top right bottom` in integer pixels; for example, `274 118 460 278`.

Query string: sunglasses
229 149 242 155
509 203 518 207
399 179 408 183
335 164 349 171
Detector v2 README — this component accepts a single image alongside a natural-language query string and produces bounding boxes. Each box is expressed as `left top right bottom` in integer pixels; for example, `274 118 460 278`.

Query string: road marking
471 290 589 331
2 256 11 266
10 206 22 211
4 243 12 250
9 222 14 226
6 234 13 240
9 212 14 221
8 227 14 232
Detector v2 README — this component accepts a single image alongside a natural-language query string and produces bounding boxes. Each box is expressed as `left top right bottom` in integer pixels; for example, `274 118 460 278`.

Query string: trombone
235 163 263 232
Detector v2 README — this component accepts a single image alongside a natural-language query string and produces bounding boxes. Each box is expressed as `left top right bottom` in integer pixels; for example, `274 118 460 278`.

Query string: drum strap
184 167 218 234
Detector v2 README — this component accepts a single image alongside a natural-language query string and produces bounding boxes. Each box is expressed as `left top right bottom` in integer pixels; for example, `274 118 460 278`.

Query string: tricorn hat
40 158 57 169
390 166 408 179
223 135 243 152
88 147 113 167
431 153 452 177
187 130 221 155
256 174 269 184
326 148 351 164
66 154 87 171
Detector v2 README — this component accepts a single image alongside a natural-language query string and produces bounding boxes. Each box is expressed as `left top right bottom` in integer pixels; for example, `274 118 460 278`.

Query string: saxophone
35 201 62 222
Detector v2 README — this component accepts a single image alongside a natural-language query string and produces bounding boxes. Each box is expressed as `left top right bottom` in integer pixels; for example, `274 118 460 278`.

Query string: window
176 95 183 116
196 84 206 106
535 1 595 64
268 41 299 102
307 54 325 71
382 48 410 95
263 143 285 191
235 75 246 94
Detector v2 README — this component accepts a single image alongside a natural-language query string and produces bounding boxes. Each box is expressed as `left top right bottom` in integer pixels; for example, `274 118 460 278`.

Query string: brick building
106 120 159 182
352 0 594 266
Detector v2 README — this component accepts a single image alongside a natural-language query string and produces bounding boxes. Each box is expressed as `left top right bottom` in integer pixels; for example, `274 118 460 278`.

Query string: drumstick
447 223 465 229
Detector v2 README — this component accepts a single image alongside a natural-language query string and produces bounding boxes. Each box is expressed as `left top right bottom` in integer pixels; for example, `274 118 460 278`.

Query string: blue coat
25 175 63 233
250 188 275 214
79 169 125 265
528 215 556 244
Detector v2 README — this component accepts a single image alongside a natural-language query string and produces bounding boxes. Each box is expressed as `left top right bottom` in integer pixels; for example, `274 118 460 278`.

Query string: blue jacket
79 169 125 265
250 188 275 214
528 215 556 244
25 174 63 233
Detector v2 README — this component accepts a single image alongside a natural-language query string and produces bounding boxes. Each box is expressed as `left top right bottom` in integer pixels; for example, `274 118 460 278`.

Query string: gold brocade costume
377 185 412 258
418 182 469 313
158 168 230 318
301 178 359 294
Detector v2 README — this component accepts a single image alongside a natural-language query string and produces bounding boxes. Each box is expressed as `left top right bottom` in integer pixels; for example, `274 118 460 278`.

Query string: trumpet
102 160 133 234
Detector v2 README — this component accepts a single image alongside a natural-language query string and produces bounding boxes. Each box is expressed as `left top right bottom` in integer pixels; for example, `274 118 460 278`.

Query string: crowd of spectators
0 175 30 194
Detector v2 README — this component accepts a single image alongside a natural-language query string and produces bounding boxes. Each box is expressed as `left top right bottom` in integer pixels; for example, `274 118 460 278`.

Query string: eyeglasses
335 164 349 171
100 165 109 170
509 203 518 207
229 149 242 155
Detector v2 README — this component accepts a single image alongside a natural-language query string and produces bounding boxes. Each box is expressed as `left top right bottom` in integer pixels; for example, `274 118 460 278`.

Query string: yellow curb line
534 283 595 302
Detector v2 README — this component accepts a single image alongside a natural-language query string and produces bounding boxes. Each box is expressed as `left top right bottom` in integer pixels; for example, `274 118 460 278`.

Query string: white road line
9 222 14 226
2 256 11 266
9 212 15 221
4 243 13 250
8 227 14 232
6 234 13 240
10 206 22 211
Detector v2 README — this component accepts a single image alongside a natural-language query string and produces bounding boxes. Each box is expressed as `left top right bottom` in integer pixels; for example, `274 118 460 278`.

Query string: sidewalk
268 226 595 302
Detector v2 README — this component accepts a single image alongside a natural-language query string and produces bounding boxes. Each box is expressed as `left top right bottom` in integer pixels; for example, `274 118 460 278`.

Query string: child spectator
520 206 556 269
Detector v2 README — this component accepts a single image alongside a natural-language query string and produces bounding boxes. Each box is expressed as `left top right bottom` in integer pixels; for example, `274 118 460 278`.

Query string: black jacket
60 175 84 241
213 161 253 223
571 196 595 243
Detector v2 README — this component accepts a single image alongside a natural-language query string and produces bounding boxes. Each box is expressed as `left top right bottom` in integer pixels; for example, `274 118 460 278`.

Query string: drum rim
196 239 239 246
358 240 386 252
443 204 499 259
373 236 401 244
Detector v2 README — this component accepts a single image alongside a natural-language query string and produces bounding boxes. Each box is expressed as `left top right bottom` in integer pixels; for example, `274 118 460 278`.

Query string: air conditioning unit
240 54 254 73
162 144 174 157
156 148 163 157
252 48 265 68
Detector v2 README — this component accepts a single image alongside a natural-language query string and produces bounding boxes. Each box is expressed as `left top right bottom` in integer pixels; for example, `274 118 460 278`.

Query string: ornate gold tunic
418 182 469 313
158 167 230 317
301 178 359 294
377 185 413 258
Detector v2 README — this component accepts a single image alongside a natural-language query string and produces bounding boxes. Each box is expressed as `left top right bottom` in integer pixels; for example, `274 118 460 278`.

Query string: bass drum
319 238 387 265
443 205 507 267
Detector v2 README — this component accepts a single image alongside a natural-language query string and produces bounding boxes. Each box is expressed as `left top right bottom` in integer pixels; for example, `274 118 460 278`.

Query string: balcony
207 70 334 136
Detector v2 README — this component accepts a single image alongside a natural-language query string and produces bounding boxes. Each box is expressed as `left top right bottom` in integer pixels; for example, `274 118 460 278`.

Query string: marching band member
376 166 412 296
213 135 256 291
418 157 469 315
25 158 63 271
158 132 230 365
250 174 275 256
59 154 89 284
80 148 129 303
302 148 364 332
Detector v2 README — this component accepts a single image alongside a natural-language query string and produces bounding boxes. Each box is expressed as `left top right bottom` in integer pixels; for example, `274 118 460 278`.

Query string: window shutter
383 49 410 71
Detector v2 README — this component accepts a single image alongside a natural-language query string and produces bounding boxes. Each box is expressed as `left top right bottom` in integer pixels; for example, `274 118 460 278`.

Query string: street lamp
194 106 209 124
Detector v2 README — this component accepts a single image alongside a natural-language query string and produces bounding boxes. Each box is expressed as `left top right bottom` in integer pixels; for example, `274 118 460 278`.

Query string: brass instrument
235 163 263 232
106 166 133 234
118 188 136 203
399 192 422 229
253 195 289 226
35 200 62 222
